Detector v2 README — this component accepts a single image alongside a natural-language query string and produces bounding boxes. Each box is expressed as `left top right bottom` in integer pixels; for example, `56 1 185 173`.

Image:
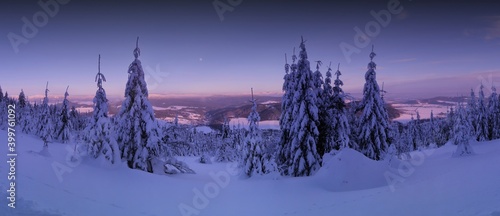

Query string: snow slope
1 130 499 216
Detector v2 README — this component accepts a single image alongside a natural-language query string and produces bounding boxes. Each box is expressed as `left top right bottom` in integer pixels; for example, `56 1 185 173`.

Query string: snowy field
393 102 450 123
229 118 280 130
1 129 500 216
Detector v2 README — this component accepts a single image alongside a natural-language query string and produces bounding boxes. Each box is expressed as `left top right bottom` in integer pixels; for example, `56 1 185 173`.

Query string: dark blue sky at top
1 0 499 100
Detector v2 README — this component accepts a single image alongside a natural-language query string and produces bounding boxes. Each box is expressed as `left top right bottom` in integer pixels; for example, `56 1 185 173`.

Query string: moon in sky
199 58 203 62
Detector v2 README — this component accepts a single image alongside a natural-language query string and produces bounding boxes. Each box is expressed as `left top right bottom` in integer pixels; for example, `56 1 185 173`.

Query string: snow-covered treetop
325 62 332 81
43 82 49 105
64 86 69 100
125 37 148 97
368 45 377 71
299 36 308 60
133 37 141 59
284 53 290 74
248 88 260 131
334 63 344 94
95 54 106 90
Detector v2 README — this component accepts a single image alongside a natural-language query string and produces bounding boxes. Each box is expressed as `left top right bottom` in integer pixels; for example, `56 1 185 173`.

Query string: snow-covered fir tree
475 84 488 141
284 37 322 176
38 82 54 147
487 86 500 140
242 89 274 177
215 117 237 162
18 89 26 108
313 61 326 157
452 103 474 156
320 64 335 154
69 106 85 131
406 115 418 151
86 55 119 164
357 46 392 160
115 38 164 173
445 107 456 143
330 64 351 151
56 86 72 143
467 89 478 138
408 111 425 148
277 51 296 175
428 110 438 146
0 87 6 130
17 89 31 133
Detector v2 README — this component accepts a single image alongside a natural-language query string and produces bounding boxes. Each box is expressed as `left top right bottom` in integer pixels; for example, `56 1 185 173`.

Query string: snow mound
315 148 391 192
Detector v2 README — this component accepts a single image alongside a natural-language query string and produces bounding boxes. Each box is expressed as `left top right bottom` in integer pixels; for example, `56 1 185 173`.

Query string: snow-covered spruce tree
277 52 296 175
215 117 237 162
17 89 31 133
475 84 488 141
70 106 84 131
313 61 326 157
38 82 54 147
406 115 418 151
115 38 164 173
0 87 6 130
467 89 478 138
242 89 274 177
320 64 336 154
452 103 474 156
428 110 438 146
18 89 26 108
347 99 360 150
330 64 351 151
487 86 500 140
86 55 119 164
285 37 322 176
415 111 424 148
357 46 392 160
57 86 72 143
442 106 456 145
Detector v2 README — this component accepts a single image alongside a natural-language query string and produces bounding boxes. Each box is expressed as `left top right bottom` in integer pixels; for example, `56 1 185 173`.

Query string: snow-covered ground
393 102 450 122
229 117 280 130
1 130 499 216
74 107 93 114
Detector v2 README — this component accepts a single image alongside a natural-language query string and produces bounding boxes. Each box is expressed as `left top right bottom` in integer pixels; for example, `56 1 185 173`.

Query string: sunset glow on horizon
1 0 499 99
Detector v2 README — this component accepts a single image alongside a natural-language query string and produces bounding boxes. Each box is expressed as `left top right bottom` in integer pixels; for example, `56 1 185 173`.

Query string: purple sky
1 0 499 100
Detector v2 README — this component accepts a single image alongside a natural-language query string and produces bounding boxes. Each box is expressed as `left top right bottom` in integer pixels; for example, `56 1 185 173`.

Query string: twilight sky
1 0 499 100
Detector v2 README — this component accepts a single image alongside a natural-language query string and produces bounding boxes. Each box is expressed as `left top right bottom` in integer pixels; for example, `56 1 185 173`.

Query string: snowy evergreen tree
347 99 360 150
444 107 456 144
69 106 85 131
242 89 275 177
38 82 54 147
407 115 418 151
277 51 296 175
415 111 424 148
330 64 351 151
357 46 392 160
322 63 351 154
487 86 500 140
285 37 321 176
18 89 26 109
115 38 164 173
57 86 72 143
475 84 488 141
320 64 335 154
0 87 6 130
17 89 31 133
467 89 478 137
313 61 326 157
453 103 474 156
86 55 119 164
428 110 438 146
